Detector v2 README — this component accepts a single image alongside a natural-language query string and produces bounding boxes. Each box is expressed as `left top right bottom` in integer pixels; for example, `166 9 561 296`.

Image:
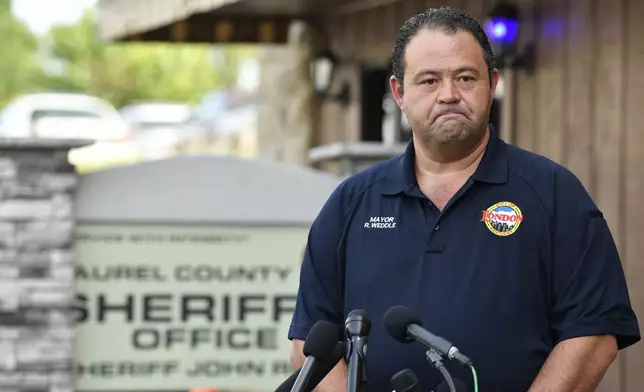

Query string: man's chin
426 123 470 143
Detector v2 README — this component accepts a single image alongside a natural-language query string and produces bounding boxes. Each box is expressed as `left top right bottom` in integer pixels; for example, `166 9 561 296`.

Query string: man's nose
437 80 461 104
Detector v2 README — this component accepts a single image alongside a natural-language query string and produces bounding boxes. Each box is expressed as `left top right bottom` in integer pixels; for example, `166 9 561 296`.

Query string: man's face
390 29 499 144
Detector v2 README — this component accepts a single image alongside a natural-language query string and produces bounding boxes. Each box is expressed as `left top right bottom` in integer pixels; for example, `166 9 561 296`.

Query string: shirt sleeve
549 169 641 350
288 182 347 341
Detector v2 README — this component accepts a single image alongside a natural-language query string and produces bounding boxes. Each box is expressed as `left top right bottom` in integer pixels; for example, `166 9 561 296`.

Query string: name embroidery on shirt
364 216 396 229
480 201 523 236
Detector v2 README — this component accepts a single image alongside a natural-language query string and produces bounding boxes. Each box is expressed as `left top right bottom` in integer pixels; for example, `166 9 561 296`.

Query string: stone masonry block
48 266 73 285
0 372 19 387
11 308 49 326
16 253 50 266
0 328 20 340
0 251 18 263
21 288 73 308
46 309 74 327
18 265 49 280
48 328 75 343
0 285 19 312
0 224 15 248
51 381 73 392
0 201 52 221
50 195 72 219
1 182 50 199
0 158 17 180
16 342 71 366
37 174 78 193
50 371 73 392
25 328 76 348
0 266 19 279
15 222 73 249
52 385 74 392
12 153 66 168
48 250 74 267
0 341 16 370
0 312 38 328
18 280 70 292
0 370 48 389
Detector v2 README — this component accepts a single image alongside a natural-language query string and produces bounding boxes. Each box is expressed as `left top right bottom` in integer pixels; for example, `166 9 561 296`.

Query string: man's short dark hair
392 7 496 92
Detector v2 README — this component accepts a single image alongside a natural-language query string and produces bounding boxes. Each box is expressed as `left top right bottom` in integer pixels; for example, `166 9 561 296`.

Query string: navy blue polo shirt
289 127 640 392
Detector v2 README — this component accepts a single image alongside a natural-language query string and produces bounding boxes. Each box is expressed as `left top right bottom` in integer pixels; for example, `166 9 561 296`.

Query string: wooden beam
171 21 188 42
330 0 402 16
122 17 292 44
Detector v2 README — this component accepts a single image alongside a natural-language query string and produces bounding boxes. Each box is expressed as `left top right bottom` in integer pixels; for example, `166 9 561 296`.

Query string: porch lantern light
313 49 350 105
484 1 535 74
314 49 336 93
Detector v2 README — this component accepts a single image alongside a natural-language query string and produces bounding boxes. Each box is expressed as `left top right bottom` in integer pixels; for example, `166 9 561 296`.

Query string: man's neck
414 127 490 177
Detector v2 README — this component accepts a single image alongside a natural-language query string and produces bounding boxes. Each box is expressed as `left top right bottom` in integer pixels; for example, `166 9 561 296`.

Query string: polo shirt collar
381 125 508 196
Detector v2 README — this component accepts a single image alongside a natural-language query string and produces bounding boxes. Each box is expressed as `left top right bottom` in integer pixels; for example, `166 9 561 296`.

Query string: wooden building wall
320 0 644 390
514 0 644 389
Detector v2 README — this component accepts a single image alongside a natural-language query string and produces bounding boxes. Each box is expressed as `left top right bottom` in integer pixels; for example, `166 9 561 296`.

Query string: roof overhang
97 0 321 44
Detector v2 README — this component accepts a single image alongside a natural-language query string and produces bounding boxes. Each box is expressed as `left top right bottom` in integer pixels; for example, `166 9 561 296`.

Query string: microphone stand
345 311 371 392
346 334 369 392
425 348 456 392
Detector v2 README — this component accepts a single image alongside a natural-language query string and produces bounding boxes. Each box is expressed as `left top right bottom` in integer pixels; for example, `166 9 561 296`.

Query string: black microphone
290 320 341 392
436 378 468 392
274 341 346 392
383 305 472 367
345 309 371 392
391 369 423 392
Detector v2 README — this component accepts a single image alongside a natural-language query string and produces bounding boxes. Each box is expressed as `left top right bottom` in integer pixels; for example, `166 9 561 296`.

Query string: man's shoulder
333 154 401 205
505 142 595 211
506 143 585 185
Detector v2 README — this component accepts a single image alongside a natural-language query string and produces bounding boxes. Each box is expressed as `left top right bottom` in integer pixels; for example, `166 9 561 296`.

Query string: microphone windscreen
273 368 300 392
383 305 421 342
391 369 422 392
347 308 370 321
436 378 468 392
345 309 372 336
302 320 341 360
274 341 346 392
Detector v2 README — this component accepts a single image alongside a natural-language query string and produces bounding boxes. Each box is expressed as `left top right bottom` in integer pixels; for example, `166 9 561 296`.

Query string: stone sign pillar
0 138 91 392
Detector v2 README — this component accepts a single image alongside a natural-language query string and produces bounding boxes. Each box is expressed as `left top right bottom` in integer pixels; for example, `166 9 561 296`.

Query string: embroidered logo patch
480 201 523 236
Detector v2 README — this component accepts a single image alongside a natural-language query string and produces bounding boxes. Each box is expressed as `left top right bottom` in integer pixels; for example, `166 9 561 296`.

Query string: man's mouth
437 111 465 118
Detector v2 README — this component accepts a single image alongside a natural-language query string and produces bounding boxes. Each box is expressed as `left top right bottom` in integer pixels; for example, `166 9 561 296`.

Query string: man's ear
489 68 500 99
390 75 404 108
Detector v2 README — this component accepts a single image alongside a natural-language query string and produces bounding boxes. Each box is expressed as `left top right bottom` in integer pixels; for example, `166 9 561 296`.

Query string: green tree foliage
44 10 255 108
0 0 44 107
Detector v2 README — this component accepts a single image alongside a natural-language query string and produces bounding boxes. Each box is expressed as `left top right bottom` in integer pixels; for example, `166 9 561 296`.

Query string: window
31 110 100 123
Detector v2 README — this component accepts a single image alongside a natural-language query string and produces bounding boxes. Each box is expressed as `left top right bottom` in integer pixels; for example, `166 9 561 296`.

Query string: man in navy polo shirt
288 7 640 392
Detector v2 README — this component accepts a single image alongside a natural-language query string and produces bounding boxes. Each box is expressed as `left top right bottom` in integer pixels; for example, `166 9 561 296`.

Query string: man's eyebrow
413 67 481 79
454 67 481 75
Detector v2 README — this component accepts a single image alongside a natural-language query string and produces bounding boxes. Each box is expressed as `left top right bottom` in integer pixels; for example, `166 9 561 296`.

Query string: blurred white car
0 92 141 172
119 101 203 159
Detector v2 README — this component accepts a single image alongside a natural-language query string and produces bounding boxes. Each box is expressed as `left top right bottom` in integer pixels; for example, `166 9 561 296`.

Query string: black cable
437 365 456 392
425 348 456 392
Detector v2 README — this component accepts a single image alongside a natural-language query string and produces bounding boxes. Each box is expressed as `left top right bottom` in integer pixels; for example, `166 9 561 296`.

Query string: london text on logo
480 201 523 236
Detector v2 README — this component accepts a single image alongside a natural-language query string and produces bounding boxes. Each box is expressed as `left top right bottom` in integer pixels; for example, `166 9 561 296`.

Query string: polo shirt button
434 225 440 231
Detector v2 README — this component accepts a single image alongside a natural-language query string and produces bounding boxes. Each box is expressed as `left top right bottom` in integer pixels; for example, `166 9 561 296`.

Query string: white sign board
73 156 340 391
73 223 307 390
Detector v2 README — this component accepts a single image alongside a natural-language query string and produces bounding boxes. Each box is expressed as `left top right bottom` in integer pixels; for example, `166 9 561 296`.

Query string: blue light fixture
484 18 519 43
484 1 534 74
484 1 520 49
